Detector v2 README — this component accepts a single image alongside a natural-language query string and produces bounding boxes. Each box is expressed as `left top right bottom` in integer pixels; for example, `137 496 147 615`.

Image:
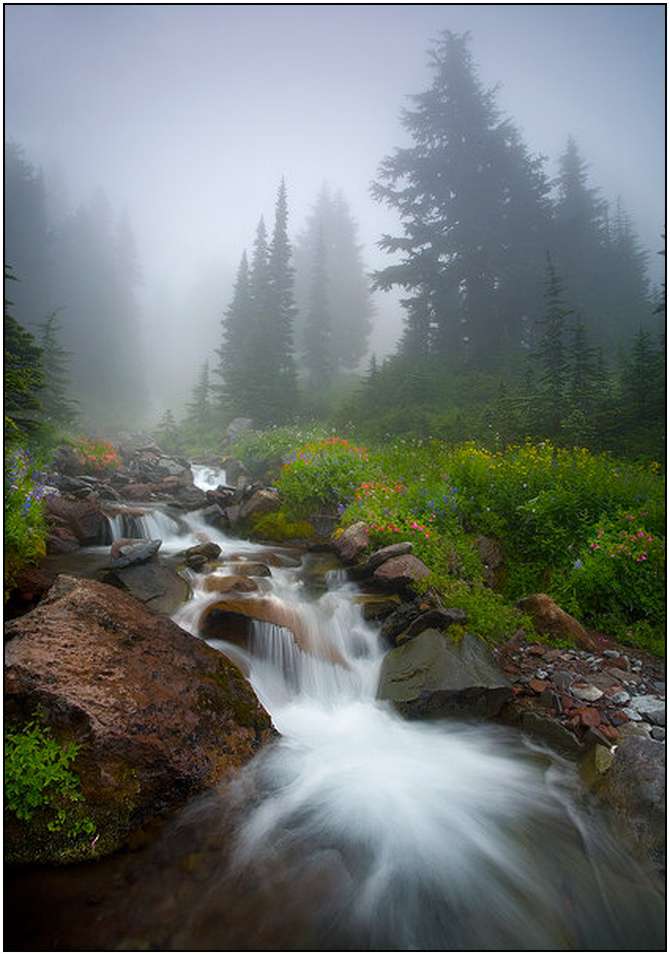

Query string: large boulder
593 736 665 875
4 576 273 864
372 554 431 590
170 484 208 511
45 495 110 546
516 593 598 651
333 522 369 563
377 629 512 719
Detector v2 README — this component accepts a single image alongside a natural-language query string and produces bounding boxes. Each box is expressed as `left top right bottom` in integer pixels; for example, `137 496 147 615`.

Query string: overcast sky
5 3 666 404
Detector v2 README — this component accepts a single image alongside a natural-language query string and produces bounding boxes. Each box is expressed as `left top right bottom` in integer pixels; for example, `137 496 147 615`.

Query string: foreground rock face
372 554 431 589
103 561 189 615
593 736 665 875
4 576 273 864
377 629 512 718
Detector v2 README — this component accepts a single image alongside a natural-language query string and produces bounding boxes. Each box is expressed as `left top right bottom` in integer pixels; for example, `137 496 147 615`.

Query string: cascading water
167 517 664 951
192 464 229 492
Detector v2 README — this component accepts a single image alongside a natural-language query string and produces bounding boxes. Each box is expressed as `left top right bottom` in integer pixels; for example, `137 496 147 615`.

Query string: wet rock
377 629 512 719
333 522 369 563
514 710 584 757
124 482 159 500
183 542 222 561
46 495 110 546
581 744 615 789
199 597 348 668
47 528 80 554
358 598 400 622
372 554 430 590
380 603 423 643
171 485 208 511
516 593 596 651
224 505 241 527
110 539 161 569
396 608 468 644
5 567 56 622
222 458 248 485
185 555 209 570
4 576 272 864
571 684 604 703
239 488 281 523
362 542 413 574
103 561 189 615
224 562 272 578
202 575 259 594
594 736 665 875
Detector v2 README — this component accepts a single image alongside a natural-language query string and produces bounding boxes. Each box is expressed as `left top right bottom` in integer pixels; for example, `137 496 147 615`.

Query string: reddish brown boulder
45 495 109 545
4 576 273 864
333 522 369 563
516 593 597 651
124 483 159 500
373 554 431 589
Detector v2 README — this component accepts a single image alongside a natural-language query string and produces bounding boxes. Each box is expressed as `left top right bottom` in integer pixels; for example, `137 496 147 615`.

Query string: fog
5 4 665 426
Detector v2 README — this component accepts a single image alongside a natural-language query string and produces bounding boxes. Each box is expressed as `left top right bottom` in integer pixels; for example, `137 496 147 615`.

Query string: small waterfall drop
192 464 228 492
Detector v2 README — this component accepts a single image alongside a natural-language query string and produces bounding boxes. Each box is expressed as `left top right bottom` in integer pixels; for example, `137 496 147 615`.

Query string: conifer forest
4 6 666 953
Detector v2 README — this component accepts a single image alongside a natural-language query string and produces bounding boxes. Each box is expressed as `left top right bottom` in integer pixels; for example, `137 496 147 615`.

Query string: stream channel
5 465 665 951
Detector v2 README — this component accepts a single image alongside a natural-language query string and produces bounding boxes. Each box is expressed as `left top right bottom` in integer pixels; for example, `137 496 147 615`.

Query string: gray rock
594 736 665 875
183 541 222 560
610 690 631 706
650 726 666 742
603 649 620 658
239 488 281 523
171 484 208 511
103 561 189 615
333 522 369 563
622 707 643 722
630 695 666 727
652 681 665 694
362 541 413 573
110 538 161 569
619 721 652 739
571 684 604 703
377 629 512 719
553 670 574 691
398 607 468 644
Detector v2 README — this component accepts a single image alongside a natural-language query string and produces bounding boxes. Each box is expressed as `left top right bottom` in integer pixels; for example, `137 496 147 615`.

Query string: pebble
650 726 666 742
653 681 665 694
629 695 666 727
572 684 604 703
609 690 631 706
603 649 620 659
535 669 548 680
622 707 642 722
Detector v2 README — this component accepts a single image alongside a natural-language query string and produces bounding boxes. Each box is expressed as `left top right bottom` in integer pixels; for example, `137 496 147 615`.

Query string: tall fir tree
267 178 299 419
215 250 252 417
185 361 213 437
530 256 572 437
371 31 551 368
303 225 333 389
35 310 79 430
293 185 373 372
4 266 44 442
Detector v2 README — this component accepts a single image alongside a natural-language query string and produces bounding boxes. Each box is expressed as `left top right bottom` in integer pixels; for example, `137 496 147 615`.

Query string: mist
5 4 665 428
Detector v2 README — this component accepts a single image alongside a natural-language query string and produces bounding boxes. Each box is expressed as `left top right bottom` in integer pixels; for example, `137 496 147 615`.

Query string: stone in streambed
377 629 512 718
629 695 666 727
202 575 259 594
103 561 189 615
183 541 222 561
4 576 272 864
110 538 161 568
224 562 272 578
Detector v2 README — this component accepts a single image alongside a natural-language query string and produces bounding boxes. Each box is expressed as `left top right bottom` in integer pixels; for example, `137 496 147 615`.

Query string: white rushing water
192 464 228 492
165 505 663 950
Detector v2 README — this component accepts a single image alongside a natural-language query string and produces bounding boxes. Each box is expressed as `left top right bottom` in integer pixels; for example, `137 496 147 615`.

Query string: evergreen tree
156 408 182 454
603 198 651 345
244 216 272 422
620 328 664 437
35 310 79 430
267 178 299 418
371 31 551 367
551 137 610 345
215 250 252 416
530 256 572 437
185 361 213 435
294 185 373 372
4 266 44 442
303 226 333 389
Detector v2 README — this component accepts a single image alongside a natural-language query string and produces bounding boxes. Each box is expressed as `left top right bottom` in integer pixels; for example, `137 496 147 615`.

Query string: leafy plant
277 436 375 518
4 446 49 593
5 714 95 838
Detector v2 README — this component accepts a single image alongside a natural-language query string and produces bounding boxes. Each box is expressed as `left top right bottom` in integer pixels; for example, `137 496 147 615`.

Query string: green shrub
252 510 316 541
277 436 377 518
4 446 49 594
231 423 329 478
5 714 95 838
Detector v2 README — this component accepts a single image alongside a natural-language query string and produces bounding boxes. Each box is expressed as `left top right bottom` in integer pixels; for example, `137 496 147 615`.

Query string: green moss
251 509 316 542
